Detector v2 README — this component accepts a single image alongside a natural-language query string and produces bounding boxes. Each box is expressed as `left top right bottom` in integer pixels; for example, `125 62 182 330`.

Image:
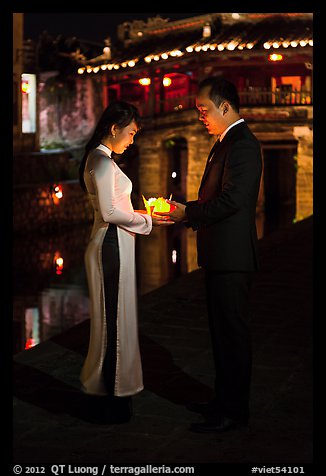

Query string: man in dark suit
164 77 263 433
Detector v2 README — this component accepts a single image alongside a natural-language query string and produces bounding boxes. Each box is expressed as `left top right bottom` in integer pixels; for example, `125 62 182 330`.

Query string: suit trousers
204 269 254 423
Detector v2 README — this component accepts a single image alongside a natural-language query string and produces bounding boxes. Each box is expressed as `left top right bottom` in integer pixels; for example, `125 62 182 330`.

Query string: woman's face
111 120 139 154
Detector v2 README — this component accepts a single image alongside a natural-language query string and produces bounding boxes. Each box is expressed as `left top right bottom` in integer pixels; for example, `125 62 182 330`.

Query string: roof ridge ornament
202 22 211 38
117 16 170 44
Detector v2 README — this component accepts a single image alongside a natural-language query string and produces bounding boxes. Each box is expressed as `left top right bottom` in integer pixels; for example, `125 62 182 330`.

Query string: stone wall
137 109 214 283
250 107 313 224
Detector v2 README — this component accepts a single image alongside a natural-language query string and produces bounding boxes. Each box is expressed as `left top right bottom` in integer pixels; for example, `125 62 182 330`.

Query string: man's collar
219 118 245 142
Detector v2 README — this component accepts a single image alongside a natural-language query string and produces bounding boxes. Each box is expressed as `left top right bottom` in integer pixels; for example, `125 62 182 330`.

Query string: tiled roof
77 13 313 74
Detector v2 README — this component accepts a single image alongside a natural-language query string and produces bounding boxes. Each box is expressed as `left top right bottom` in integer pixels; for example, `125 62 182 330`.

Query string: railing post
148 74 156 116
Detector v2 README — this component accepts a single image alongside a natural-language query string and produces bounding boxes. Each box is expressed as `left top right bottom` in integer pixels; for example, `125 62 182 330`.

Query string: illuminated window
21 73 36 133
271 76 312 105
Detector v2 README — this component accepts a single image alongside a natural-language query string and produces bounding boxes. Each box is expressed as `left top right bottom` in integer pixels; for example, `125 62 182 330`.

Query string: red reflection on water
53 251 64 275
25 337 36 350
52 184 63 205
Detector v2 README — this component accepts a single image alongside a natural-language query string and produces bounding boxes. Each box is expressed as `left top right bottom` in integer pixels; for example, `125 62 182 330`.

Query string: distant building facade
13 12 39 152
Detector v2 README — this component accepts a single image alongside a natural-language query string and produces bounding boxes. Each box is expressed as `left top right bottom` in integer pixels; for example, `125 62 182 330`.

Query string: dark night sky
23 13 206 44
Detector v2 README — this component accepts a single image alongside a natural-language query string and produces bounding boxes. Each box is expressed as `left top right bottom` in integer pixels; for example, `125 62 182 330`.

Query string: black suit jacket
185 121 262 271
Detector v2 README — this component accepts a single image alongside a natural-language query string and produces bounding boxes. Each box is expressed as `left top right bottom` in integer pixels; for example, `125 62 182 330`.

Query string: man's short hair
198 77 240 112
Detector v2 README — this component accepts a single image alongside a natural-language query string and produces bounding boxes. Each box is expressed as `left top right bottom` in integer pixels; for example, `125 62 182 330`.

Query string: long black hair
79 100 141 192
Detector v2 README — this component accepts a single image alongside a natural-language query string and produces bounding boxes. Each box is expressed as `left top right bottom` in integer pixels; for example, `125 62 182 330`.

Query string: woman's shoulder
88 148 114 173
90 147 111 159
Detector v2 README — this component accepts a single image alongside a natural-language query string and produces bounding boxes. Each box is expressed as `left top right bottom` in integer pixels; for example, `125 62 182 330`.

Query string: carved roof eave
77 14 313 75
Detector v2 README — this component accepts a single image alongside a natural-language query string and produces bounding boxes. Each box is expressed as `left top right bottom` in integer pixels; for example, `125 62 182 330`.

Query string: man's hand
160 200 186 222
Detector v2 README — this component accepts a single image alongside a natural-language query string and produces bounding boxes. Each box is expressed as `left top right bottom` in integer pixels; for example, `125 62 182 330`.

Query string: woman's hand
133 210 174 226
151 216 174 226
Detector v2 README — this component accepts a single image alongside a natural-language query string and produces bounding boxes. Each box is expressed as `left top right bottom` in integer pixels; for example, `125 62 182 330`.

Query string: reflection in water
40 287 89 343
13 223 91 354
13 207 295 354
24 308 40 349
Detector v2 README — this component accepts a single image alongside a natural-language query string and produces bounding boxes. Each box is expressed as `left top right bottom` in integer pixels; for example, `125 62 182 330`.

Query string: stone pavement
12 216 313 473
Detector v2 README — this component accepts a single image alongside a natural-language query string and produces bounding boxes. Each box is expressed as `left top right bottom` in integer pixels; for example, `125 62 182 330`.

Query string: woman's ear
111 125 117 138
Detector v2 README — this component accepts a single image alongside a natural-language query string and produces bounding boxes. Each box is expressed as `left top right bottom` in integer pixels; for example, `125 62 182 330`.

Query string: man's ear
222 102 229 115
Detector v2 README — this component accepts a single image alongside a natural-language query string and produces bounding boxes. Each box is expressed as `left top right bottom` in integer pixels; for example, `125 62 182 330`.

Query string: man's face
196 86 225 135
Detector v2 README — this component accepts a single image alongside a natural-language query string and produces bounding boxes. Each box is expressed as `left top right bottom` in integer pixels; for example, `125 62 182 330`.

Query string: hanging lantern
268 53 284 62
139 78 151 86
163 77 172 87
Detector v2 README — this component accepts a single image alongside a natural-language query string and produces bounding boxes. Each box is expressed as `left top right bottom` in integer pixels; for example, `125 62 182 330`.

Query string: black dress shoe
190 415 247 434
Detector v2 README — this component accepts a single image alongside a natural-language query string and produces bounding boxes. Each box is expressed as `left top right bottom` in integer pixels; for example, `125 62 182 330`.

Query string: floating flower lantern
142 195 176 216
